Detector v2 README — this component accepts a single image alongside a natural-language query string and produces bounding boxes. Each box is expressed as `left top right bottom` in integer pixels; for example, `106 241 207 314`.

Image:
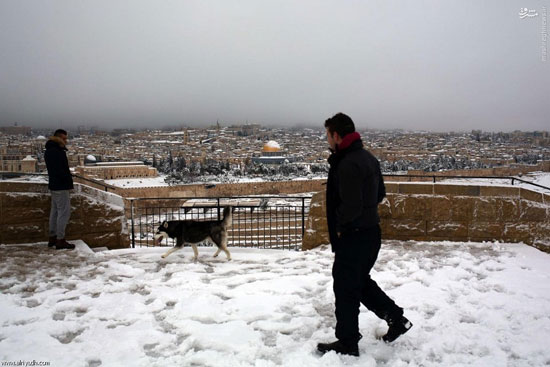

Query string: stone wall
407 160 550 178
0 182 129 249
116 179 327 198
302 183 550 253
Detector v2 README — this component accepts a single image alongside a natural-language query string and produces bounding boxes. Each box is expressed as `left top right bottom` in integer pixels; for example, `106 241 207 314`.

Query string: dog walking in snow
154 206 232 261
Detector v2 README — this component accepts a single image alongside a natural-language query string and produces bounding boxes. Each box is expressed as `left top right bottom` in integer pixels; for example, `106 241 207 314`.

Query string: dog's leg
191 243 199 262
211 234 226 259
161 247 181 259
221 231 231 261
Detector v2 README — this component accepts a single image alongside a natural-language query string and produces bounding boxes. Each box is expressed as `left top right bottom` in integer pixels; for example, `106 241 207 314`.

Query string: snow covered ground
1 241 549 366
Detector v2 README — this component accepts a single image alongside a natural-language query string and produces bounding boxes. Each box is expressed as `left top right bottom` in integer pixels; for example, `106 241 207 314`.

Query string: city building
75 161 157 180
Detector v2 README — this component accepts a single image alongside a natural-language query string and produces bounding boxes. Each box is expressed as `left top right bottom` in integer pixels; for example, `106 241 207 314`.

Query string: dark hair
54 129 67 137
324 113 355 137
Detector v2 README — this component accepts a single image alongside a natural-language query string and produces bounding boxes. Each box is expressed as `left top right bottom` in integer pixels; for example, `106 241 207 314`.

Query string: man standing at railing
317 113 412 357
44 129 75 250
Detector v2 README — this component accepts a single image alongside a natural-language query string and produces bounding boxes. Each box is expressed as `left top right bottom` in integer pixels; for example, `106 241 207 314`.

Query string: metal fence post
130 199 135 248
301 197 306 240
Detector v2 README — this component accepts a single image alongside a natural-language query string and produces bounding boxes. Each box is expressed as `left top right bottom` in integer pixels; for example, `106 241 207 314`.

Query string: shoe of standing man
55 238 75 250
48 236 57 247
382 316 413 343
317 340 359 357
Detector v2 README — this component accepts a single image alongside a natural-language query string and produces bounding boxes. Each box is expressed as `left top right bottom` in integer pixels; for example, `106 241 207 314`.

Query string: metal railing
128 196 311 251
382 174 550 191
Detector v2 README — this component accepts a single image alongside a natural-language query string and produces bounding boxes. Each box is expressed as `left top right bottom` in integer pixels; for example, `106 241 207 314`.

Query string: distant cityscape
1 123 549 186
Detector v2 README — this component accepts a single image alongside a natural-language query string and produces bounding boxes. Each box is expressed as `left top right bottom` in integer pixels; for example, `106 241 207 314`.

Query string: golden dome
263 141 281 152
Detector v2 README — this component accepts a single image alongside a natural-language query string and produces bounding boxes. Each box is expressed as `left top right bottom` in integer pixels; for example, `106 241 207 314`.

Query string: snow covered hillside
1 241 549 366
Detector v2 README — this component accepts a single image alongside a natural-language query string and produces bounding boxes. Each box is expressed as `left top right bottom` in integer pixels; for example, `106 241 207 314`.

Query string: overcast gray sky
0 0 548 131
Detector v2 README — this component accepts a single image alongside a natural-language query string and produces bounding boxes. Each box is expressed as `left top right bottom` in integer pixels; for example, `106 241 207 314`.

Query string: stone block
308 192 326 218
391 196 432 220
1 223 47 244
0 182 49 194
434 184 480 196
398 183 434 195
520 188 544 203
1 193 51 209
480 186 520 198
531 241 550 254
530 221 550 245
519 201 547 222
472 198 500 221
385 183 398 194
302 205 329 250
469 222 504 240
77 196 125 219
378 198 392 219
431 196 452 221
450 197 473 221
1 206 50 225
66 216 125 236
427 221 468 238
503 223 532 244
78 232 128 249
302 228 330 250
544 193 550 205
499 198 521 222
381 219 426 238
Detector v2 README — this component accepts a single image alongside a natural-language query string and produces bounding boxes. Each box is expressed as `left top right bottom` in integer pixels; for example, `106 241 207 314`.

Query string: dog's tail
222 206 232 228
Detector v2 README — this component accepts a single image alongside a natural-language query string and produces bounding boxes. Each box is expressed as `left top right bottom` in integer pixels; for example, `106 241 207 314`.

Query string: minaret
184 128 189 144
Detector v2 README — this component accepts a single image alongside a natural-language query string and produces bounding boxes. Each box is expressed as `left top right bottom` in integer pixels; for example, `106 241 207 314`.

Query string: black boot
48 236 57 247
382 316 412 343
55 239 75 250
317 340 359 357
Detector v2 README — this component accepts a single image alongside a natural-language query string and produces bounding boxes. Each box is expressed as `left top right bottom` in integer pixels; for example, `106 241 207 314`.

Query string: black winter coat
326 138 386 252
44 137 74 191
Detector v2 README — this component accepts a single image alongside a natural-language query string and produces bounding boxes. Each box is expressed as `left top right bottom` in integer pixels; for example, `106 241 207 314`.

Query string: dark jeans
332 225 403 344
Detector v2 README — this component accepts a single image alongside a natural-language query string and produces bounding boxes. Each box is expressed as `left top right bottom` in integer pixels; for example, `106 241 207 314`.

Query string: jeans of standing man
332 224 403 345
49 190 71 239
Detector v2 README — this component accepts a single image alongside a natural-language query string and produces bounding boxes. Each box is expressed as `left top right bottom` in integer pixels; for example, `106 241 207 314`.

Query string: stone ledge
398 183 434 195
480 186 520 197
434 184 480 196
520 188 544 203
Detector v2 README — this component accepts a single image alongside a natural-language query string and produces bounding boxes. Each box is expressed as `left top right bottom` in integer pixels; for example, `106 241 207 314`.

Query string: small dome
263 140 281 152
85 154 97 164
22 155 36 161
36 135 47 140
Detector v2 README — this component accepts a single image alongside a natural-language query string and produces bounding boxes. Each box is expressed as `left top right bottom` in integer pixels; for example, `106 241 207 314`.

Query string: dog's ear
162 221 168 229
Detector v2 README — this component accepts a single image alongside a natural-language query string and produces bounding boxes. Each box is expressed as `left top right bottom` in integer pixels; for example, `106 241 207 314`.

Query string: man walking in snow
45 129 75 250
317 113 412 357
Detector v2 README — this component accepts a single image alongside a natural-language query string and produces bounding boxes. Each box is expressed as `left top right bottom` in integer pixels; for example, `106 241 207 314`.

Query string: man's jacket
326 132 386 252
44 136 74 191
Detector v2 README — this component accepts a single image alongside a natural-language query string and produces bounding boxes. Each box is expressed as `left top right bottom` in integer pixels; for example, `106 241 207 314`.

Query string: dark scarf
328 132 362 165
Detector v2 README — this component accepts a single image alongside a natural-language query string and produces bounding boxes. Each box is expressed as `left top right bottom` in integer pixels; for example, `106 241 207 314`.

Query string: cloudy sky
0 0 548 131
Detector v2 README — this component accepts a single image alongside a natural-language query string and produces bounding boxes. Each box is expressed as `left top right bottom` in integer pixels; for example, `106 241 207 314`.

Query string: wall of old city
302 183 550 253
116 179 327 199
75 165 157 180
0 182 129 249
407 161 550 178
